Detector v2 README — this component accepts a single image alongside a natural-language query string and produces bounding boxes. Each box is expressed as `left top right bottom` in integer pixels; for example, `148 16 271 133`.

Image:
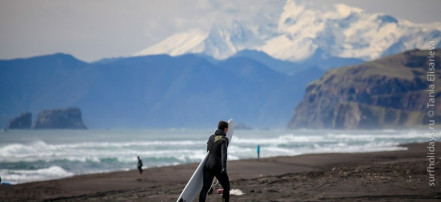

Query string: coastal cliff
289 49 441 129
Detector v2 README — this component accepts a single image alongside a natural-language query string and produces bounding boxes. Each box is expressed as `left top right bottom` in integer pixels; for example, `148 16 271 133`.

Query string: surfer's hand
221 167 226 174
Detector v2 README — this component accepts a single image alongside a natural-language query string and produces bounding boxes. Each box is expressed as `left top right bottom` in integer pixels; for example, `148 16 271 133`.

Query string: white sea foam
0 166 73 184
0 129 434 184
233 135 324 145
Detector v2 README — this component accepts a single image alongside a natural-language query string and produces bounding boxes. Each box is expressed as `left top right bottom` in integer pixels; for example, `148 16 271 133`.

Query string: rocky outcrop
6 113 32 129
289 49 441 129
34 108 87 129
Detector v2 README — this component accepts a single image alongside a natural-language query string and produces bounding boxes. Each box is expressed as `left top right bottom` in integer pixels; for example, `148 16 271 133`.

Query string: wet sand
0 142 440 201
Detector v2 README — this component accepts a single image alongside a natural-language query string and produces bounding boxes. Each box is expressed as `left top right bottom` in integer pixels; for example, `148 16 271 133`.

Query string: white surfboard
177 119 234 202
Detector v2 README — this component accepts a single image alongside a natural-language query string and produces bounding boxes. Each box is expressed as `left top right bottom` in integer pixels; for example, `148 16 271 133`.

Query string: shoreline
1 142 440 201
0 143 410 186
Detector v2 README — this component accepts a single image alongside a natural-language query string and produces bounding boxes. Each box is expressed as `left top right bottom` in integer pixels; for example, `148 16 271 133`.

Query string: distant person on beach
199 121 230 202
137 156 143 175
257 145 260 159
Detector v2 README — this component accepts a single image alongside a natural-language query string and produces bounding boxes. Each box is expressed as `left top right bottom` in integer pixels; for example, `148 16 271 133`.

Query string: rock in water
34 108 87 129
7 113 32 129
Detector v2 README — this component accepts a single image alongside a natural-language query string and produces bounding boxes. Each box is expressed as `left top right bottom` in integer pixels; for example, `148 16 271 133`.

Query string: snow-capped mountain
136 21 264 60
135 29 207 57
135 0 441 62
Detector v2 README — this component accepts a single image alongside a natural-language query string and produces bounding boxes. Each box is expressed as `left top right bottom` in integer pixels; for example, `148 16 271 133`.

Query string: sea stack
34 108 87 129
6 112 32 129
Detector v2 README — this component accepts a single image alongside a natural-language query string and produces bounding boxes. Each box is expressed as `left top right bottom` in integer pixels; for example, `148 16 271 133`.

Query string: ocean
0 129 438 184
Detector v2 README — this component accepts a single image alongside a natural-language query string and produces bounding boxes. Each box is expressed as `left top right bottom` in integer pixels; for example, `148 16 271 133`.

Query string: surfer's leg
216 172 230 202
199 170 214 202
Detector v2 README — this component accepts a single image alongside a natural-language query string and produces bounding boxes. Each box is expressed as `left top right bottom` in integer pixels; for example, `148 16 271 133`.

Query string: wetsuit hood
215 129 226 136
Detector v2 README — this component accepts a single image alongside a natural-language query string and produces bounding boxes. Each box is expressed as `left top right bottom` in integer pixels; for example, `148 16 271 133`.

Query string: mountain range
2 0 440 129
135 0 441 67
0 52 323 129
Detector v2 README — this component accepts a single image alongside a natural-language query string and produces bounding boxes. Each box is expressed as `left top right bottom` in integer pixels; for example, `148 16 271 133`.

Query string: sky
0 0 440 62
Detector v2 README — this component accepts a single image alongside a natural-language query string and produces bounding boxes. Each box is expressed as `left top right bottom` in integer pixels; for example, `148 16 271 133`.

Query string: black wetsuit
137 158 143 174
199 129 230 202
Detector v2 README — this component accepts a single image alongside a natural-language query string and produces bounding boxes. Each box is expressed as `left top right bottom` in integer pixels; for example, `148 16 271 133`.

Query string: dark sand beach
1 142 440 201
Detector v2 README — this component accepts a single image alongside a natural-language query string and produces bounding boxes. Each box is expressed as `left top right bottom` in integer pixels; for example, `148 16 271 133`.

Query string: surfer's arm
221 141 227 173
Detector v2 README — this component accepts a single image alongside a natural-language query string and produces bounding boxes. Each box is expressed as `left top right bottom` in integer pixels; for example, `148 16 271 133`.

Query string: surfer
199 121 230 202
137 156 143 175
